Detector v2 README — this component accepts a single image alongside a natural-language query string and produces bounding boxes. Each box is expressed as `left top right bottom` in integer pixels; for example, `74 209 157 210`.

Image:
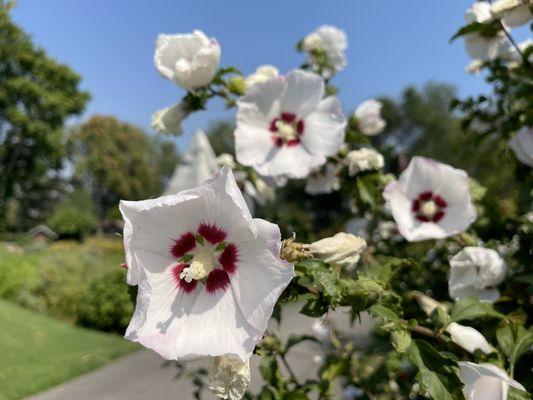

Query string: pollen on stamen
198 222 227 244
170 232 196 258
172 263 198 293
205 269 231 294
219 243 239 274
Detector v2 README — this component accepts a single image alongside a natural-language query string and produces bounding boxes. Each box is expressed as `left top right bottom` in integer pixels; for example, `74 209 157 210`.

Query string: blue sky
12 1 488 150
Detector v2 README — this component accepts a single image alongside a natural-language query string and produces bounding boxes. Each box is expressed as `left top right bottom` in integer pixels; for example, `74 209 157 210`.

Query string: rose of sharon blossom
458 362 525 400
310 232 367 265
208 355 250 400
383 157 477 242
345 148 384 175
235 69 346 178
463 2 511 72
445 322 492 354
151 102 190 135
305 163 342 195
120 167 294 361
155 30 221 90
245 65 279 88
303 25 348 74
491 0 533 27
449 247 506 303
354 100 387 136
509 126 533 167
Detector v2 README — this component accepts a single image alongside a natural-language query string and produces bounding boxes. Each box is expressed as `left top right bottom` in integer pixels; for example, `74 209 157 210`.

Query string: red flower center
170 222 239 295
411 191 448 223
269 112 304 147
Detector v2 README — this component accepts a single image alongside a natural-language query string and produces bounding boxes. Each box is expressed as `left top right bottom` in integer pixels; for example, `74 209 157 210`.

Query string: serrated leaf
370 304 400 321
450 296 504 322
391 330 412 353
407 340 464 400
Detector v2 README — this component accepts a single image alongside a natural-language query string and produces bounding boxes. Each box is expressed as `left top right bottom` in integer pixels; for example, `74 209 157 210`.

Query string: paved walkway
27 304 373 400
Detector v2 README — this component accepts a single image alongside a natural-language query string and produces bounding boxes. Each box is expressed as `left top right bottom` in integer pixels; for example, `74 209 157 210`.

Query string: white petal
280 70 324 117
257 145 326 179
301 96 346 156
446 322 492 354
458 362 525 400
120 192 201 285
234 104 276 168
238 76 285 119
165 130 218 195
230 218 294 332
510 126 533 167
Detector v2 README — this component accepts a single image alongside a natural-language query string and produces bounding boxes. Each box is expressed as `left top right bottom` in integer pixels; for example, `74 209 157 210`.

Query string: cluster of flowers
120 9 531 399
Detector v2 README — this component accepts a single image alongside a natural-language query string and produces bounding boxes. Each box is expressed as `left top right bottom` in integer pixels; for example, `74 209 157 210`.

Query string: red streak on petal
411 200 420 212
172 263 198 293
296 120 304 135
219 243 239 274
418 191 433 201
433 211 445 223
416 215 430 222
281 112 296 123
271 135 283 147
171 232 196 258
269 118 279 132
205 269 230 294
286 139 300 147
434 195 447 208
198 222 227 244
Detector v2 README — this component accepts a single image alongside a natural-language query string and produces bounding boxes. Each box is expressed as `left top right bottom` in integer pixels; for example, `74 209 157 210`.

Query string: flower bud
354 99 386 136
217 153 236 169
446 322 492 354
412 291 444 316
228 76 247 96
310 232 366 265
208 355 250 400
151 102 190 135
155 30 221 90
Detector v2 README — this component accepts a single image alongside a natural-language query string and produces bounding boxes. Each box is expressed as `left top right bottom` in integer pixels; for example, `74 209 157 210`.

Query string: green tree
0 7 89 230
69 115 176 218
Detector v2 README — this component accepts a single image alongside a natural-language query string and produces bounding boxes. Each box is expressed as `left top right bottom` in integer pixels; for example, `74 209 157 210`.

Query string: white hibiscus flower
509 126 533 167
354 100 387 136
155 30 221 90
448 246 506 303
303 25 348 75
463 2 511 69
345 147 385 175
383 157 477 242
234 69 346 179
458 362 526 400
120 167 294 361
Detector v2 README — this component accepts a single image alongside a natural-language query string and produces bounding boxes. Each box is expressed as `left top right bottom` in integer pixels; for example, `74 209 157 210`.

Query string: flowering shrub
121 4 532 399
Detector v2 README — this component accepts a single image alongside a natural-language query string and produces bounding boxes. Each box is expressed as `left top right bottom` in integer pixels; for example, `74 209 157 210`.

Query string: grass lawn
0 300 138 400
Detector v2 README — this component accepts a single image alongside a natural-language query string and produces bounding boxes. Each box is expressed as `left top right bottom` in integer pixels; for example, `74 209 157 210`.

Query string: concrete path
27 304 373 400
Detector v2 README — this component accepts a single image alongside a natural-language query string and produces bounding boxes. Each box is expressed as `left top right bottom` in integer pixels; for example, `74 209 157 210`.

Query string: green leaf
258 387 276 400
450 296 504 322
259 356 278 385
391 330 412 353
341 278 384 312
300 296 328 317
407 340 463 400
510 328 533 367
369 304 400 322
508 387 532 400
